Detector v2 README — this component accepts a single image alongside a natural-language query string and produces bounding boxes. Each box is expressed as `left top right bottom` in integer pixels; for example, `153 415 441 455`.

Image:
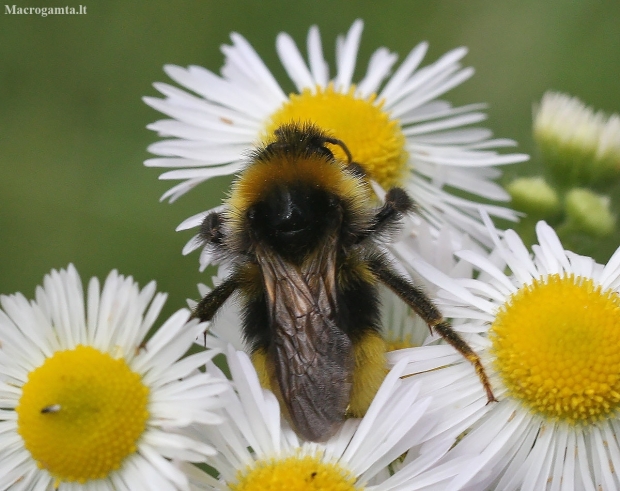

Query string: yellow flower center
230 453 360 491
16 345 149 483
490 274 620 424
264 84 408 189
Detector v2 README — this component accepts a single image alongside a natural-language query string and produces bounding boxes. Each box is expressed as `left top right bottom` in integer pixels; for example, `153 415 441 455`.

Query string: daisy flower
145 19 528 254
0 265 228 490
180 346 474 491
398 217 620 490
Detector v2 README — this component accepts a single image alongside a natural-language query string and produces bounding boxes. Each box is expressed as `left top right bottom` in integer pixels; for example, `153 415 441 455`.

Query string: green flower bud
564 188 615 237
507 176 560 218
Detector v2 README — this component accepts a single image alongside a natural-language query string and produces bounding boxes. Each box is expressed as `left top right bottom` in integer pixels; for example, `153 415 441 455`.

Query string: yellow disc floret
230 453 359 491
16 345 149 483
264 84 408 189
490 274 620 424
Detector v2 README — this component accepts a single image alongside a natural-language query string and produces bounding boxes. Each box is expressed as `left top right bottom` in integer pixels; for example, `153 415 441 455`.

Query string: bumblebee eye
247 207 257 221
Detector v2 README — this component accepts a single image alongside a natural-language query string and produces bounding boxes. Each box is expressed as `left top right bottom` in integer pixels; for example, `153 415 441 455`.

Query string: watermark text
5 5 87 16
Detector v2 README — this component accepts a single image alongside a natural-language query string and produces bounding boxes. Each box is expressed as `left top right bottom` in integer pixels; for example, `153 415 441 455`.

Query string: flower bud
564 188 615 237
507 176 560 218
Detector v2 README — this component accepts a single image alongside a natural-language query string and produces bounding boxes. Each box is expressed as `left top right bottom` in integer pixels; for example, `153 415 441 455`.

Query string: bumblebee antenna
324 137 353 164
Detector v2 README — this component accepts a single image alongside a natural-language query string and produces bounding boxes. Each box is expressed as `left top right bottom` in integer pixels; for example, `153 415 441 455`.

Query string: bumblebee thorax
245 179 341 263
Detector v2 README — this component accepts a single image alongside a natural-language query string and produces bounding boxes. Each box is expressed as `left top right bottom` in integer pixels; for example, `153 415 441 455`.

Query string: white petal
181 236 201 256
165 64 274 118
455 250 515 296
534 221 571 275
403 112 487 136
380 41 429 104
277 32 315 91
409 127 493 145
160 178 206 203
148 140 245 163
412 258 496 314
502 229 538 283
356 47 398 97
520 423 554 491
334 19 364 91
307 25 329 87
223 32 287 104
147 120 254 142
389 47 469 114
399 101 486 125
599 244 620 290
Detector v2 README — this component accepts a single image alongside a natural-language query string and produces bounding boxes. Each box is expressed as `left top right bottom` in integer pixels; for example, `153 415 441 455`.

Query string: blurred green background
2 0 620 320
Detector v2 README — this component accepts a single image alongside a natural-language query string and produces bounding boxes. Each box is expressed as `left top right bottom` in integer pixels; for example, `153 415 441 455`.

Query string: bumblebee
193 123 496 442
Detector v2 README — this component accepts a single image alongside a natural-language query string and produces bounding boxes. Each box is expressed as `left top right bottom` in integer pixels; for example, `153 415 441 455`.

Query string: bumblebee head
226 123 371 263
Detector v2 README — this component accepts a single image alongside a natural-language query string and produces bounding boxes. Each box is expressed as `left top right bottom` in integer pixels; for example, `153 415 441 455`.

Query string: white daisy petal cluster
145 19 528 252
534 90 620 186
398 216 620 490
181 346 472 491
0 265 229 490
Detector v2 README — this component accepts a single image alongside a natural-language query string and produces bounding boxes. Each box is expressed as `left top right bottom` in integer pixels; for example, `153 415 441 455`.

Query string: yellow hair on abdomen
338 253 377 290
348 331 388 417
251 348 272 390
251 332 387 420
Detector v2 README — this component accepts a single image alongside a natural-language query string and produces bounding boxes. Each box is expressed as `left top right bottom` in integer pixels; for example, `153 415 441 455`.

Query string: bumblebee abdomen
336 253 382 338
244 252 387 431
348 331 388 417
250 330 388 422
336 259 387 417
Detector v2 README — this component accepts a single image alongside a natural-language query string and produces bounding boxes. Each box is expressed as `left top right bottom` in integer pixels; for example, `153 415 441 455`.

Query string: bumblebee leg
191 274 239 322
370 258 497 403
355 188 416 243
198 211 225 246
432 320 497 403
191 274 239 346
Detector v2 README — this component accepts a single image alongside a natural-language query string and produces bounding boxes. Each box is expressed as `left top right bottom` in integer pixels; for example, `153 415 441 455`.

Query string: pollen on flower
264 84 408 189
490 274 620 424
16 345 149 483
230 453 359 491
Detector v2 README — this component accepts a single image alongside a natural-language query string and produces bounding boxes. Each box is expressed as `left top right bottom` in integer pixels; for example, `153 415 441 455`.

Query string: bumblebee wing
258 244 353 442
